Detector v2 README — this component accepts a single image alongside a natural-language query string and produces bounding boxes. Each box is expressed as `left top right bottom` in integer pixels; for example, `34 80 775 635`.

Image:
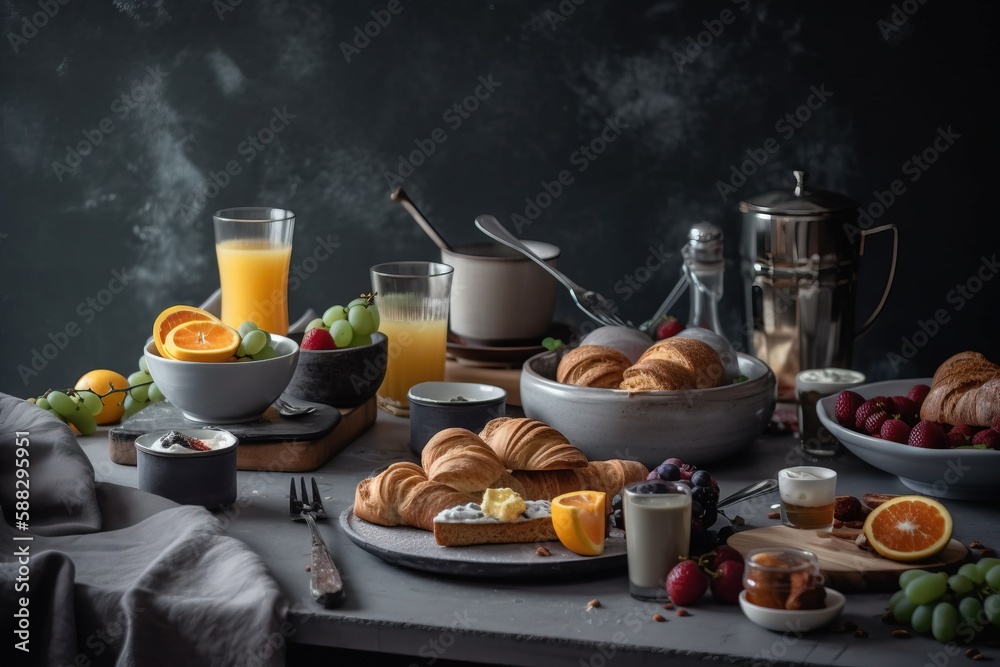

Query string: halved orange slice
863 495 953 562
163 320 241 362
153 305 219 358
551 490 607 556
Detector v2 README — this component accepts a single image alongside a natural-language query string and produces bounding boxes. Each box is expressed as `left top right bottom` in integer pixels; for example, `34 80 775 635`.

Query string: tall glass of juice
214 208 294 335
370 261 453 417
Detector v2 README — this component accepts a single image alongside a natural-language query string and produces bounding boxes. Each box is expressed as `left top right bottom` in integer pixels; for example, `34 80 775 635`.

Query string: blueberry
702 508 718 528
691 486 709 504
717 525 735 543
656 463 681 481
691 501 703 517
636 483 655 494
691 470 712 487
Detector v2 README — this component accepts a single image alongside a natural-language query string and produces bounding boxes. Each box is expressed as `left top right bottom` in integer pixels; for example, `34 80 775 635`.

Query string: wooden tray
108 398 376 472
728 525 968 592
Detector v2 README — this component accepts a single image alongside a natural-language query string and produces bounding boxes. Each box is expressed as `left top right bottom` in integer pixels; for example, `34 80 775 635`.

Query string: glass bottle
684 222 724 334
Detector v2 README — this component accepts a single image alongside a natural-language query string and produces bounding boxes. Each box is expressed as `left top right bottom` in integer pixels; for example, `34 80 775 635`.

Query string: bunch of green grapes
234 321 278 361
122 355 166 418
305 293 380 348
29 389 103 435
888 559 1000 643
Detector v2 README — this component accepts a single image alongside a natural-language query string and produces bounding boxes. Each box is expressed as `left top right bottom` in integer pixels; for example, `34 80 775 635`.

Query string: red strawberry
655 316 684 340
880 418 911 444
890 396 919 423
855 398 890 432
864 410 891 436
946 431 969 448
972 429 1000 448
950 424 978 439
666 559 709 606
709 559 745 605
907 384 931 409
301 328 337 350
834 390 865 427
908 420 946 449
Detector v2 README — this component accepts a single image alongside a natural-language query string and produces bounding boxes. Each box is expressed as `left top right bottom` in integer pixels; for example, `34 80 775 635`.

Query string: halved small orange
551 490 607 556
163 320 241 362
863 495 953 562
153 305 220 358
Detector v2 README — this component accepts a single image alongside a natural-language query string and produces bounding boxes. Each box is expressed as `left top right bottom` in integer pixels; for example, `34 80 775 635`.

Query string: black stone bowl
285 332 388 408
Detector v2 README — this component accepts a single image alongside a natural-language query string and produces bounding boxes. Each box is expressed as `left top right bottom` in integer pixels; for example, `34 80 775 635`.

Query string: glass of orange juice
214 208 294 335
370 261 453 417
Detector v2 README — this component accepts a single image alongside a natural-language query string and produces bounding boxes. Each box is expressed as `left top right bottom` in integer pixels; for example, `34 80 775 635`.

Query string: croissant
353 462 426 526
478 417 588 470
620 357 697 391
398 480 479 531
556 345 632 388
421 428 506 493
633 337 724 389
920 351 1000 427
512 459 649 513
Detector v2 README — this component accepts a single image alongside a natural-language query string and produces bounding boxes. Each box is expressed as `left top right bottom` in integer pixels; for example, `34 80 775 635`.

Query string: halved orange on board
153 305 220 358
163 320 241 362
863 495 953 562
551 490 607 556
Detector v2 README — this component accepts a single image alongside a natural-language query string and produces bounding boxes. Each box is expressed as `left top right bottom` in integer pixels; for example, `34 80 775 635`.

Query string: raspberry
907 384 931 409
880 418 911 444
889 396 919 423
864 410 891 437
666 559 709 606
972 429 1000 448
834 390 865 427
855 398 890 432
908 420 947 449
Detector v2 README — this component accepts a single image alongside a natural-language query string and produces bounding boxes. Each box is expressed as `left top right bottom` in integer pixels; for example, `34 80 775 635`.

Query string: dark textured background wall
1 0 997 397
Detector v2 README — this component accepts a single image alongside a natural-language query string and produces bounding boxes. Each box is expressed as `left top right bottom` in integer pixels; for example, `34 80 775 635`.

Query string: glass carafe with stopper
684 222 724 335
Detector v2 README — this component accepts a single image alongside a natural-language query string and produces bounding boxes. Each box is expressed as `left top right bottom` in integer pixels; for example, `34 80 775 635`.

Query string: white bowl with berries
817 378 1000 500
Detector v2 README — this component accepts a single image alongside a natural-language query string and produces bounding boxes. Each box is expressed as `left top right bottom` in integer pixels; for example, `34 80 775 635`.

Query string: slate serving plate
339 507 627 578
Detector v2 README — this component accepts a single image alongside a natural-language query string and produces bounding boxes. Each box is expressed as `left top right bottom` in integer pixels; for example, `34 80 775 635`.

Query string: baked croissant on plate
920 351 1000 427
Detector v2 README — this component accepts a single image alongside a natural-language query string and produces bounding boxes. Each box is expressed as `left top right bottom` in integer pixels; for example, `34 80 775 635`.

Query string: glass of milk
778 467 837 530
623 480 692 601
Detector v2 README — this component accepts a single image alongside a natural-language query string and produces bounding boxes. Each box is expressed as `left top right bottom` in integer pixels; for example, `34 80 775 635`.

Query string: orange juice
216 239 292 335
377 318 448 412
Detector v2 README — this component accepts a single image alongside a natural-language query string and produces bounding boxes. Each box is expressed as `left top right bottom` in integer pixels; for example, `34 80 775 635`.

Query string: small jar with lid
742 547 826 610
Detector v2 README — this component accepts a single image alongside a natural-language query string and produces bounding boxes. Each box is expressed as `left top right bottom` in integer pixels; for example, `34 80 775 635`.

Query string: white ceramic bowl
738 588 846 633
144 334 299 423
817 378 1000 500
519 350 776 467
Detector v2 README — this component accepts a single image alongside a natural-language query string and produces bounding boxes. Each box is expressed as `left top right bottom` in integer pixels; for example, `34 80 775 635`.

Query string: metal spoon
717 478 778 510
390 187 453 252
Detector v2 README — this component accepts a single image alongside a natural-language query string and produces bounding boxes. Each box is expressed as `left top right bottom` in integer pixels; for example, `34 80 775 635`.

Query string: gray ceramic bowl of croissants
519 326 776 467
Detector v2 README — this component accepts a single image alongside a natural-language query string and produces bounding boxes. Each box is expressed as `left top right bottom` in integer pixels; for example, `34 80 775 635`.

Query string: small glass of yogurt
777 466 837 530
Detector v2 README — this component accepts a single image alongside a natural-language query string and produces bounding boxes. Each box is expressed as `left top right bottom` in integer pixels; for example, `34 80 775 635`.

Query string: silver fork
289 477 344 605
475 214 630 328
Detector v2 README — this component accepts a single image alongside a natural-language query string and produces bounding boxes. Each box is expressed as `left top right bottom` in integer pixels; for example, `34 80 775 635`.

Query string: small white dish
738 588 846 633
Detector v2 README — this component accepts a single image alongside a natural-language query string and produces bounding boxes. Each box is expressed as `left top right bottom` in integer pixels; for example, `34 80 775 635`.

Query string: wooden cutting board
108 398 376 472
728 525 968 592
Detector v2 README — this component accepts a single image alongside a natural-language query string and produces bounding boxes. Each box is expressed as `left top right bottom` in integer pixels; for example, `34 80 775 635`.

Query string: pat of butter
481 488 527 523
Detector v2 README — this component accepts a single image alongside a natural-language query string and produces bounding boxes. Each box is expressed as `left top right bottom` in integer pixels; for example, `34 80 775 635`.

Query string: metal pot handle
856 223 898 338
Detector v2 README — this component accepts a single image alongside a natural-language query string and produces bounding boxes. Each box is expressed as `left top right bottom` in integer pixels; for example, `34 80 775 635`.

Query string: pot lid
739 170 858 215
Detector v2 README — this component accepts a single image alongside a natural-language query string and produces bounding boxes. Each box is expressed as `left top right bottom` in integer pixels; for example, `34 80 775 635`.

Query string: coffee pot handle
856 224 898 338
